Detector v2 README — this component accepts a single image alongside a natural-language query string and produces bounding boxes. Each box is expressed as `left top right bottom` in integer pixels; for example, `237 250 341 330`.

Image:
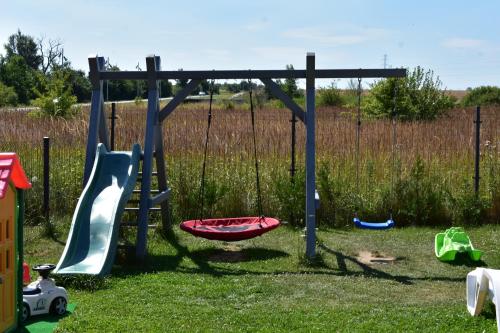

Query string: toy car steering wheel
32 264 56 279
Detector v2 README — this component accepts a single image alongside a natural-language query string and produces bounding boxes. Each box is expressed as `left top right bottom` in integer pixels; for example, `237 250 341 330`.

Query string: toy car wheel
22 302 30 322
50 297 67 316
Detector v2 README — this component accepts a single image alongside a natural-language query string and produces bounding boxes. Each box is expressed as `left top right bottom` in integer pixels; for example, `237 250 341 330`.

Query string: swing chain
389 79 399 219
196 79 216 226
248 79 264 221
355 77 362 214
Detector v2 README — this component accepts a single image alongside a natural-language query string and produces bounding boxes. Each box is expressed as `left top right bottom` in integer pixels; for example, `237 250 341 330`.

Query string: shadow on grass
113 231 288 278
110 231 469 287
318 242 467 285
442 252 487 267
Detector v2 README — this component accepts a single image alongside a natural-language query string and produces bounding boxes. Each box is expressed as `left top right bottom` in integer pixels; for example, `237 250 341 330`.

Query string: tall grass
0 104 498 227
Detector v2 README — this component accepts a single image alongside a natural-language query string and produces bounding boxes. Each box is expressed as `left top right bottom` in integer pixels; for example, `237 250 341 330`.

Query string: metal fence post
289 110 297 225
43 136 50 220
290 111 296 182
474 106 481 194
110 102 116 151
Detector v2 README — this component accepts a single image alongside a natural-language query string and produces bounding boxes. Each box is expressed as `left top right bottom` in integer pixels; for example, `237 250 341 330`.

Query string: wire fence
0 103 498 226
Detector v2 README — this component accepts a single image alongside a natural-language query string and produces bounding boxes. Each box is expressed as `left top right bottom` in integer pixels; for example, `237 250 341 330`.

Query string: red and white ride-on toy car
22 264 68 322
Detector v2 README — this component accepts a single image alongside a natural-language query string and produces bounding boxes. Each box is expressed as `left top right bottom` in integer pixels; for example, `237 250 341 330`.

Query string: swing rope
354 77 362 218
248 80 264 219
196 79 215 226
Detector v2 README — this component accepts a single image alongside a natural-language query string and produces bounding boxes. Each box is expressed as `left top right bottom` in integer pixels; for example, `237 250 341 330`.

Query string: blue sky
1 0 499 89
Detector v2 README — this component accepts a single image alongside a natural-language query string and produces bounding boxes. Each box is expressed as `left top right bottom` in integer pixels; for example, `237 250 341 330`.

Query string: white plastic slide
467 268 500 332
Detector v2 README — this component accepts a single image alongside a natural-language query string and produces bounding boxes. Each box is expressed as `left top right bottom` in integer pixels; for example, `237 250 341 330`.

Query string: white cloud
443 38 485 49
282 27 390 46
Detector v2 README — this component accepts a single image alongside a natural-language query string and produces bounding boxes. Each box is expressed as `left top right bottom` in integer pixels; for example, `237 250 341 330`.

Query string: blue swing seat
353 217 395 230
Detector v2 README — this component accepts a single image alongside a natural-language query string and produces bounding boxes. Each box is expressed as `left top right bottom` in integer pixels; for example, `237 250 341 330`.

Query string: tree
67 69 92 102
32 70 77 117
0 81 18 106
281 64 300 98
38 36 65 74
160 80 173 98
364 66 456 120
461 86 500 107
0 55 36 104
174 68 189 94
4 30 42 70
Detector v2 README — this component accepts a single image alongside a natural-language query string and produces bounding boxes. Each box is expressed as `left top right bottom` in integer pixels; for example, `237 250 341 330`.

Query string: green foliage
160 79 173 97
4 29 41 70
271 168 305 226
68 68 92 102
32 70 77 117
392 157 449 226
449 184 490 226
0 81 18 106
462 86 500 107
316 161 355 227
484 142 500 223
281 64 301 98
317 82 344 107
364 66 456 120
0 55 36 104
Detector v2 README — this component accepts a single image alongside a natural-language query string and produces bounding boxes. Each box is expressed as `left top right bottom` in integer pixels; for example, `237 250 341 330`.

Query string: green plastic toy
435 227 482 262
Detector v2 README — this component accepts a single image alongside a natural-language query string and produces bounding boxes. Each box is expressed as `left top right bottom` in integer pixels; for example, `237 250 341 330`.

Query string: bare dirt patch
357 250 398 265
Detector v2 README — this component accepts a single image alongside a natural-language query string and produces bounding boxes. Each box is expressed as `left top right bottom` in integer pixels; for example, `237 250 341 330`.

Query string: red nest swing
180 81 280 241
180 217 280 242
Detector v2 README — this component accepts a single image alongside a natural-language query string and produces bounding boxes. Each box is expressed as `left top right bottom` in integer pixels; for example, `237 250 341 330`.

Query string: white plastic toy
466 268 500 333
22 264 68 322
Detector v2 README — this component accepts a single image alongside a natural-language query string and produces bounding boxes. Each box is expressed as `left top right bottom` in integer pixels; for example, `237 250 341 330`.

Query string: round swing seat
180 217 280 241
353 217 395 230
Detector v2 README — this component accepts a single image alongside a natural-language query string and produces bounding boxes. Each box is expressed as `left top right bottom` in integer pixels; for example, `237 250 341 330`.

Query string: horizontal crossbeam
98 68 406 81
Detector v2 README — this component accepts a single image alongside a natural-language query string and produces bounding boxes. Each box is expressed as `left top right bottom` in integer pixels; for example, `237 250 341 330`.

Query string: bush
364 66 456 120
447 180 490 226
461 86 500 107
0 81 18 106
33 70 77 117
392 157 449 226
317 83 344 107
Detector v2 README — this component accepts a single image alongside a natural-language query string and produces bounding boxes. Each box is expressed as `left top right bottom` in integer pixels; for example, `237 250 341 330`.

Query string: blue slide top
55 143 141 276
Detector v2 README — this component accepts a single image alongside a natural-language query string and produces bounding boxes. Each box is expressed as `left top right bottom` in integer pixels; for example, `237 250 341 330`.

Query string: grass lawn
24 220 500 332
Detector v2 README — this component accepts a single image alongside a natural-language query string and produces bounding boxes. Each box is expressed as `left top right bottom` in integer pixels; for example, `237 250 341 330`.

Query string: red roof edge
0 153 32 199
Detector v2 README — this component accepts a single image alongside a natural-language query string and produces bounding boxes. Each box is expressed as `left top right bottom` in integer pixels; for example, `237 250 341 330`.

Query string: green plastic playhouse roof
0 153 31 199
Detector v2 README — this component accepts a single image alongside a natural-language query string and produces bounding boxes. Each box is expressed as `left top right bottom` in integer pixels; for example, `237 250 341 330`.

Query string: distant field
445 90 468 100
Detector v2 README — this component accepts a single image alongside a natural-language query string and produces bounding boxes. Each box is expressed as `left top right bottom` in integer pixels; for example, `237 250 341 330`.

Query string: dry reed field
0 104 498 226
